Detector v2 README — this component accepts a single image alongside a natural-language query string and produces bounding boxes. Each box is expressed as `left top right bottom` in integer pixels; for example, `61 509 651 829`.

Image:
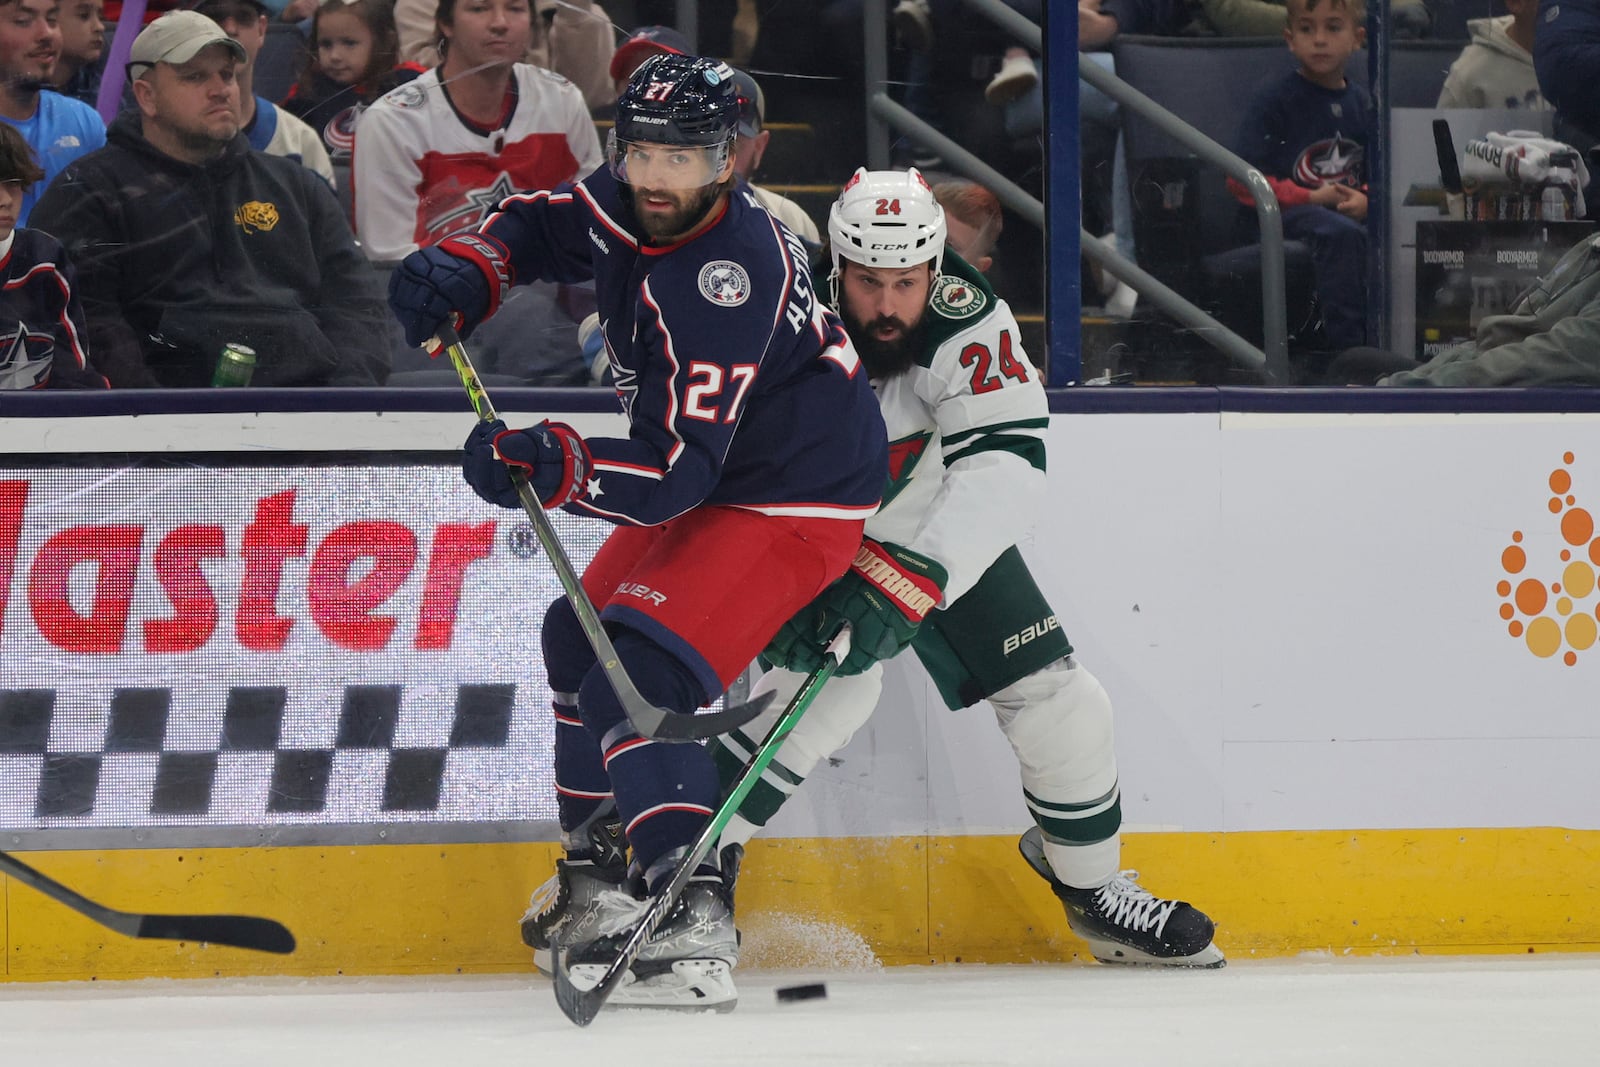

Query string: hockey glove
764 539 947 676
387 233 513 350
462 418 593 510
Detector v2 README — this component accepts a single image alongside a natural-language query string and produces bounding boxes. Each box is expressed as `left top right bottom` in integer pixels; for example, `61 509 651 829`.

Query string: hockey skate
558 873 740 1013
521 818 627 977
1019 826 1224 968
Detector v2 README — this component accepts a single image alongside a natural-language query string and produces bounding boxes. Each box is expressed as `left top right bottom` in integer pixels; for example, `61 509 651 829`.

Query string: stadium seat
256 23 308 105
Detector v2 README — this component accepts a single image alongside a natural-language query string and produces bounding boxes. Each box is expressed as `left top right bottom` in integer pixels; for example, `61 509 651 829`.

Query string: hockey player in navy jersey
0 122 103 390
388 53 888 1012
710 169 1224 969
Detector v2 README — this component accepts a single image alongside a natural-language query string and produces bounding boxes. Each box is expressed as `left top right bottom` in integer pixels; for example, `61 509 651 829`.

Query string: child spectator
282 0 424 163
0 0 105 226
0 122 104 388
50 0 106 106
1231 0 1371 350
1438 0 1549 111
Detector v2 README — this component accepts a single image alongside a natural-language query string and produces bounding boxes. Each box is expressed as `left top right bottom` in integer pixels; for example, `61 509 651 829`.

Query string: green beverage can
212 342 257 387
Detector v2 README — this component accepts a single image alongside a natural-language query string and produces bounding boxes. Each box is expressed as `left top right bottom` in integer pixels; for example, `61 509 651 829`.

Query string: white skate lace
519 871 562 925
1092 870 1178 938
590 888 650 937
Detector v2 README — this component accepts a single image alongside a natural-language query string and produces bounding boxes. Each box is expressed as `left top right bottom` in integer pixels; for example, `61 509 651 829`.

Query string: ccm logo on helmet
869 241 912 252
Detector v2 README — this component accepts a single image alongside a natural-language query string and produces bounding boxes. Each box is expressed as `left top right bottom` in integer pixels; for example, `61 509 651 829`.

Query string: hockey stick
0 849 296 954
552 623 852 1026
436 324 771 743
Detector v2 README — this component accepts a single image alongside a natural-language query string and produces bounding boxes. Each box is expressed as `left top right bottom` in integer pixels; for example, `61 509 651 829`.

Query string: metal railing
861 0 1291 384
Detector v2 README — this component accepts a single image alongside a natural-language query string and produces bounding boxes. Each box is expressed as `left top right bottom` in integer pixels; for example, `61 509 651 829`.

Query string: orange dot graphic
1526 616 1563 657
1551 469 1573 493
1502 546 1526 574
1565 652 1578 666
1565 451 1576 464
1497 580 1512 596
1569 495 1578 506
1566 612 1597 652
1592 538 1600 565
1563 550 1573 561
1500 603 1515 620
1513 531 1524 542
1562 508 1595 546
1565 561 1597 599
1509 621 1524 637
1550 497 1564 513
1558 597 1574 616
1515 578 1548 615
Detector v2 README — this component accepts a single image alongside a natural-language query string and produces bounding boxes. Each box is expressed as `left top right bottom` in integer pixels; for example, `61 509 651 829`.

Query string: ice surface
2 955 1596 1066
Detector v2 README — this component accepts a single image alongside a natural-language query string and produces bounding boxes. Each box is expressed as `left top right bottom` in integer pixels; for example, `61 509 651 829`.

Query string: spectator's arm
1227 173 1314 207
302 175 391 386
42 247 106 389
1382 295 1600 387
30 174 157 388
1080 0 1120 50
546 0 617 110
1199 0 1286 36
352 103 424 262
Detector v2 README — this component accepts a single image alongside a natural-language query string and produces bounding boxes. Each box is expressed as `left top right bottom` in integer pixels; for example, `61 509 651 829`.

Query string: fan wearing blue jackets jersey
388 52 888 1013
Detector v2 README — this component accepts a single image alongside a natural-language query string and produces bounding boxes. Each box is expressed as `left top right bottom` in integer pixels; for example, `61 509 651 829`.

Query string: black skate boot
1019 826 1225 968
561 865 740 1013
521 816 627 977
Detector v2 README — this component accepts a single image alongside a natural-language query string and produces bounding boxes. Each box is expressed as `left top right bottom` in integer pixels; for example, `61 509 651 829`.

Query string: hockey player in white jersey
712 167 1225 968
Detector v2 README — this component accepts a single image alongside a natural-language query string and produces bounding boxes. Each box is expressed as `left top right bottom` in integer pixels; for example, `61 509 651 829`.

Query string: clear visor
606 131 733 191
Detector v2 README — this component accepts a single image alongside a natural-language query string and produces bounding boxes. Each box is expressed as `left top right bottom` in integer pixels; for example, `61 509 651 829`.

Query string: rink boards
1 389 1597 979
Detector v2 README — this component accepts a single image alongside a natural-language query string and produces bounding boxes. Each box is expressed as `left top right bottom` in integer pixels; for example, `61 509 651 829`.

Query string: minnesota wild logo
930 275 987 318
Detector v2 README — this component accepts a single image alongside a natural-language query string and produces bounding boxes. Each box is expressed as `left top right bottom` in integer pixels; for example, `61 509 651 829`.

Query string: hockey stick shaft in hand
0 849 296 954
435 325 771 743
553 623 853 1026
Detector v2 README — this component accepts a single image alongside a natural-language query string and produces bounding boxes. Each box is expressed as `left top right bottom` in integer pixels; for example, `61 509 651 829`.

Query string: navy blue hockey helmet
613 52 740 148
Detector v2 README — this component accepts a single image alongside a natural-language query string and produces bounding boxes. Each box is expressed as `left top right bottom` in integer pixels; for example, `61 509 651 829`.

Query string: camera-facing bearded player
387 53 888 1014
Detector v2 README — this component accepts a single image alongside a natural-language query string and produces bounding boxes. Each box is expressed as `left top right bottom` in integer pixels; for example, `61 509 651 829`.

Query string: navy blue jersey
1234 70 1371 191
0 228 104 390
478 169 887 526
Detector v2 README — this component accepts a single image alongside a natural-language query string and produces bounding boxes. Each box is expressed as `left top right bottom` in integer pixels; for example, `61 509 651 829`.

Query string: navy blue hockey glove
387 233 512 351
763 539 947 676
462 419 593 510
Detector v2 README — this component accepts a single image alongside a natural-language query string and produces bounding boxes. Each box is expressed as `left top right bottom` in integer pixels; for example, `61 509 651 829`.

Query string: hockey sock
542 597 611 837
577 630 721 883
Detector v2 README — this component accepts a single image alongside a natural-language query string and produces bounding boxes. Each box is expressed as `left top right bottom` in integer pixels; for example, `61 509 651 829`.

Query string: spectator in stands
282 0 424 164
606 23 689 96
354 0 600 263
31 11 390 387
729 67 819 244
196 0 335 186
0 0 104 225
933 178 1002 275
1326 233 1600 386
394 0 615 110
1231 0 1370 351
1438 0 1548 110
1087 0 1427 38
0 121 104 388
49 0 105 105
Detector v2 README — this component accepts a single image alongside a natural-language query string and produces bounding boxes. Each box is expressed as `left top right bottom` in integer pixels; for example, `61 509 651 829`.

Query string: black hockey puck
775 983 827 1004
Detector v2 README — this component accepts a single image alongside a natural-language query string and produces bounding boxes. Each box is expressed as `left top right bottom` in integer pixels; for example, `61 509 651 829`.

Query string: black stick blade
134 914 297 954
552 948 619 1027
639 690 776 742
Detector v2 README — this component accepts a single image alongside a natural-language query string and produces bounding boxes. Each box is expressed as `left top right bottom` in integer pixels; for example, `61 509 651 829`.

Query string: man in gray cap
31 10 390 388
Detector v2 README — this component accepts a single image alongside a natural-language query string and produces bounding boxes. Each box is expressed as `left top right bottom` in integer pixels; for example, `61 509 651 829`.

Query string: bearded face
836 260 934 379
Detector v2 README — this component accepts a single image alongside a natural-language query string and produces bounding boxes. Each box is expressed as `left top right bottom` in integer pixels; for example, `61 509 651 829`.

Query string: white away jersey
866 255 1048 604
353 64 603 261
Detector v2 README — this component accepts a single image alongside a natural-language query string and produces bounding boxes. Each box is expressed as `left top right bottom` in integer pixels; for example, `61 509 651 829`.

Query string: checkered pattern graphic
0 682 537 827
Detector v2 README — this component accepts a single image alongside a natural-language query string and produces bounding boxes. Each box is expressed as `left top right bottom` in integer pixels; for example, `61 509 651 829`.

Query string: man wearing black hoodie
31 10 389 388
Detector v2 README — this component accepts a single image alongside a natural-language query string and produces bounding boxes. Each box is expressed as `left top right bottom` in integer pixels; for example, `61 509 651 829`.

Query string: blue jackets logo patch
699 260 750 306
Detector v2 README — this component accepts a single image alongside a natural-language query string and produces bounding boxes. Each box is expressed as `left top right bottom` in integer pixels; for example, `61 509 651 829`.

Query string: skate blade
533 946 553 977
566 958 738 1013
1076 934 1227 969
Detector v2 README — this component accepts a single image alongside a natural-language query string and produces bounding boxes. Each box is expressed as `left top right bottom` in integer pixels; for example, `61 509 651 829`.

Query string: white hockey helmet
827 167 947 280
